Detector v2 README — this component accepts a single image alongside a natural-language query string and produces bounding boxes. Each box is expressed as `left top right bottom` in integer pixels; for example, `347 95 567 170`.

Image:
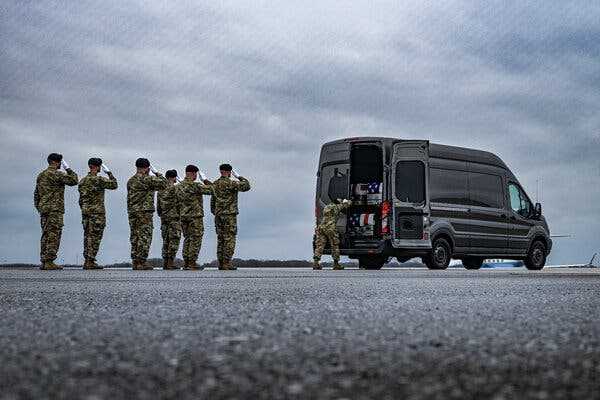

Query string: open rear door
391 141 430 248
317 141 351 235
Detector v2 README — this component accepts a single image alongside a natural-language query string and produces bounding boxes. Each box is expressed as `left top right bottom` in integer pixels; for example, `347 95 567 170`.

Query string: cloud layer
1 1 599 264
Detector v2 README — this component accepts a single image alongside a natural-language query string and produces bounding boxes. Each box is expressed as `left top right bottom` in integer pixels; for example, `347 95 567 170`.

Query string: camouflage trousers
82 213 106 262
215 215 238 265
40 212 64 263
128 211 153 262
314 227 341 262
161 218 181 260
181 217 204 263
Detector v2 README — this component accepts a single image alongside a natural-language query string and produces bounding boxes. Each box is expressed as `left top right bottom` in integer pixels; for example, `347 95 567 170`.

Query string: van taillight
381 200 391 234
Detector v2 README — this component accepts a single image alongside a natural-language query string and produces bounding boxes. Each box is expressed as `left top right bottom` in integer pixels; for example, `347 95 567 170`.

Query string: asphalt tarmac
1 268 599 400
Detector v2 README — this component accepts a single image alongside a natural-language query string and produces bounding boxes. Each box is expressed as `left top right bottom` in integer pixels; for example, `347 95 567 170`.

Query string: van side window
508 183 532 217
469 172 503 208
395 161 425 204
321 165 348 203
430 168 468 205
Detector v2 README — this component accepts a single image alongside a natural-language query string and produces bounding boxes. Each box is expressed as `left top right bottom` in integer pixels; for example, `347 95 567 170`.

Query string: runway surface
1 268 599 399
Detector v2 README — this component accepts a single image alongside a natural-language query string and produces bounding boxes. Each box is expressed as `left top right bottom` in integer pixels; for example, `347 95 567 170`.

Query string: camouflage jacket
318 202 352 233
78 173 118 215
178 177 213 218
157 182 181 221
34 167 79 214
210 176 251 216
126 174 167 214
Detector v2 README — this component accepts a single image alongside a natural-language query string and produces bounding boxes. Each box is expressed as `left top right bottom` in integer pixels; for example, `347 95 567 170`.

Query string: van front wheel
424 238 451 270
358 256 387 270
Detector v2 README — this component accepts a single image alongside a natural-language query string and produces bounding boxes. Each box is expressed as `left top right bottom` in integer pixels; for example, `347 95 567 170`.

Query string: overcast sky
1 1 599 265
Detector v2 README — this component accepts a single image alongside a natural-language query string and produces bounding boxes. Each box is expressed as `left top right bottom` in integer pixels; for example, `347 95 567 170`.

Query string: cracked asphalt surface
1 268 599 400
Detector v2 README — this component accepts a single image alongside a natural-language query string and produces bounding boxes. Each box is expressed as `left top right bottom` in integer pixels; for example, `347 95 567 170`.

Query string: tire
525 240 547 270
359 256 387 270
424 237 451 270
462 257 484 270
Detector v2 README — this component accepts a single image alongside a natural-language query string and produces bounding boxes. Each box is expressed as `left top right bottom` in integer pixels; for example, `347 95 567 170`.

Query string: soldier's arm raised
236 177 251 192
62 168 79 186
149 175 168 191
101 173 118 190
198 181 213 196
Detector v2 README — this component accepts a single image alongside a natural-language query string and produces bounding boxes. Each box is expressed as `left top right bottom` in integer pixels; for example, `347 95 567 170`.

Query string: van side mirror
534 203 542 218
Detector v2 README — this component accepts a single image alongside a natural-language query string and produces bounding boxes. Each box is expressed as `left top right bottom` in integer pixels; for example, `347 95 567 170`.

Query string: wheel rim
434 245 447 265
532 247 544 266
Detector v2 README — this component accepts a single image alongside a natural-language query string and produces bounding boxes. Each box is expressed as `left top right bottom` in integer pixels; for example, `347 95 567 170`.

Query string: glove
176 176 182 183
60 159 70 170
149 164 159 175
199 171 208 181
101 163 111 174
342 199 351 205
231 169 240 179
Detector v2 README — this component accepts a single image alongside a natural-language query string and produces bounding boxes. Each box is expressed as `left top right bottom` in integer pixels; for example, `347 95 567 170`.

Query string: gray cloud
1 0 599 264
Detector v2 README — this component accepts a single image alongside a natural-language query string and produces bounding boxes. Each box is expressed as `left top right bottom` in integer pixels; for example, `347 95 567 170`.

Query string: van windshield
395 161 425 203
321 165 349 203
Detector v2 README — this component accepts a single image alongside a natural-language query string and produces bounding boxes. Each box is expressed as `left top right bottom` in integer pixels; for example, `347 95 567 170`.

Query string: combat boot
40 261 62 270
163 259 175 270
132 260 145 270
220 261 237 271
333 262 344 270
139 260 154 270
313 260 322 270
184 260 203 271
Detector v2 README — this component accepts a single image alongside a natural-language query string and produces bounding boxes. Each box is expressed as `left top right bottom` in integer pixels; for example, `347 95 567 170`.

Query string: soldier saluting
157 169 182 270
178 165 212 270
127 158 167 270
210 164 251 270
34 153 78 270
78 158 118 270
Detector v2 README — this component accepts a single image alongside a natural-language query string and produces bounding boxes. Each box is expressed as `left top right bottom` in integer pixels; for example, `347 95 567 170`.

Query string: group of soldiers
34 153 250 271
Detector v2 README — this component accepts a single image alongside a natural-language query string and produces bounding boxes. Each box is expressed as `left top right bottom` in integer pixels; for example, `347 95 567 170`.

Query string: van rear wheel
525 240 547 270
358 256 387 270
424 237 451 270
462 257 484 270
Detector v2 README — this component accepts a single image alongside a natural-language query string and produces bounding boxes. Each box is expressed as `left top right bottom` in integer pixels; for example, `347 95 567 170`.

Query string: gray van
315 137 552 270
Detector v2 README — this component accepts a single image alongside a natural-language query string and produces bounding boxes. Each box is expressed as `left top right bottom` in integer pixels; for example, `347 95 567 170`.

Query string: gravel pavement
1 268 599 399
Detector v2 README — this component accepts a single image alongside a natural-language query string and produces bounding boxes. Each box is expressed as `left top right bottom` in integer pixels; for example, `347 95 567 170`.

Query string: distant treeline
0 258 431 268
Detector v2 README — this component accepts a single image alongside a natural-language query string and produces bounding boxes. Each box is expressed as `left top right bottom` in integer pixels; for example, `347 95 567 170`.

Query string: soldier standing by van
34 153 79 270
157 169 181 270
78 157 118 270
178 165 212 270
313 199 352 270
127 158 167 270
210 164 251 270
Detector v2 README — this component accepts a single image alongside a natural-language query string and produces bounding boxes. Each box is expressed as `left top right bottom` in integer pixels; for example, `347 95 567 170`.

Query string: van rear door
317 141 351 235
391 141 429 247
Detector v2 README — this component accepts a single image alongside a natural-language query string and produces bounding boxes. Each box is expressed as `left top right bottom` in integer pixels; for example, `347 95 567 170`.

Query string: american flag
349 213 375 227
367 182 381 194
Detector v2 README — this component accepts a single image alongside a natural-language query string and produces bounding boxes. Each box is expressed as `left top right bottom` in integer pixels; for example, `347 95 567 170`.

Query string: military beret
165 169 178 178
135 158 150 168
88 157 102 167
185 164 199 173
47 153 63 163
219 163 232 171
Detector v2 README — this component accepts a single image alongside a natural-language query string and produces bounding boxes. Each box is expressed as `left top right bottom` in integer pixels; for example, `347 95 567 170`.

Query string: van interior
348 144 384 239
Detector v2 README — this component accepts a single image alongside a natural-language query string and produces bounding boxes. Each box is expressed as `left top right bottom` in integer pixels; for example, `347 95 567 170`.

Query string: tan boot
333 262 344 270
40 261 62 270
313 260 322 270
220 261 236 271
140 260 154 270
163 259 173 270
84 259 102 270
132 260 144 270
184 260 202 271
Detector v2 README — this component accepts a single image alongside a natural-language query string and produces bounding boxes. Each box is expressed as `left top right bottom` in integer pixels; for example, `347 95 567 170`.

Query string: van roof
322 137 509 170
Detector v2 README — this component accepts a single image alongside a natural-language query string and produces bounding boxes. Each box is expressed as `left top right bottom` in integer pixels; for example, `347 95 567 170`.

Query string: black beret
135 158 150 168
88 157 102 167
185 164 199 173
165 169 178 178
47 153 63 163
219 163 232 171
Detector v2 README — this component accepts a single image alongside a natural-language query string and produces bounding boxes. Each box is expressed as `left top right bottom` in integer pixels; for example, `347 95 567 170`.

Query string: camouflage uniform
314 201 352 265
34 166 78 265
157 181 181 261
210 176 251 267
127 174 167 264
78 172 118 264
178 177 212 265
